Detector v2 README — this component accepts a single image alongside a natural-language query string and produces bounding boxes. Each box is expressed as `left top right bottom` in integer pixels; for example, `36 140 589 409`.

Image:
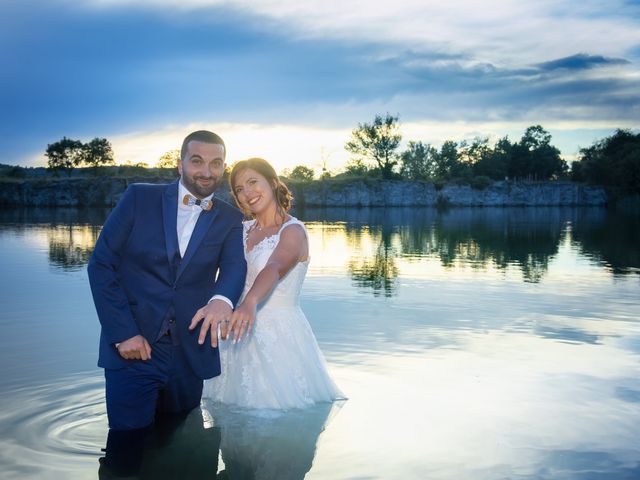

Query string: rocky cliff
0 177 607 207
292 179 607 207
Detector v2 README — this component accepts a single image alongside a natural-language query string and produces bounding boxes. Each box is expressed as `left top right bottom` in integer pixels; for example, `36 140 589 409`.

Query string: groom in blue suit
88 130 246 443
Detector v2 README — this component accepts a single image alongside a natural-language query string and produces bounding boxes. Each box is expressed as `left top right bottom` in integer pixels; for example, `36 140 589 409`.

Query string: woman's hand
229 299 257 344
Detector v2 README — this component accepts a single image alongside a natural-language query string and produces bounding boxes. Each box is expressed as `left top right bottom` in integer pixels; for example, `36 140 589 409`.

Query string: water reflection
0 206 639 479
0 375 107 479
204 401 340 480
302 206 639 293
100 409 222 479
48 225 101 271
428 208 565 283
100 402 340 479
0 370 340 480
2 206 637 286
0 207 106 272
347 224 399 297
0 206 110 226
571 209 640 275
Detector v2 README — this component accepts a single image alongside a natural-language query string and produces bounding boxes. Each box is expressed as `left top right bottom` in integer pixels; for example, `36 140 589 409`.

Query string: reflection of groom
88 130 246 468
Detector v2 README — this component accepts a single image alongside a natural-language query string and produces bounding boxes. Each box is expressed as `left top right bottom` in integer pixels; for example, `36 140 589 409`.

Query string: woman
202 158 344 410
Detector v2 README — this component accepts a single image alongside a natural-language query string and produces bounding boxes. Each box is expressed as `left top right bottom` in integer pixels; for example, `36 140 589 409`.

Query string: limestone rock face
0 178 606 207
295 180 607 207
0 178 234 207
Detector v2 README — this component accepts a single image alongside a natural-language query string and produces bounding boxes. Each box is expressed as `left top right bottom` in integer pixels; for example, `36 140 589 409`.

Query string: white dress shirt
177 180 233 309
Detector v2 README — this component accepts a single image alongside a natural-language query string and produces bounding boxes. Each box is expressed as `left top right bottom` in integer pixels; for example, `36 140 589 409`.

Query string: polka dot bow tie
183 194 213 211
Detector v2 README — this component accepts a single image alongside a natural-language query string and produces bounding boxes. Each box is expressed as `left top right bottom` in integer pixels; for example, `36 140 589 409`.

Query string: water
0 206 638 479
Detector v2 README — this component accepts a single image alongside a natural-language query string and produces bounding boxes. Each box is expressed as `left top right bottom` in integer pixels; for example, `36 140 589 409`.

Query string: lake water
0 206 638 479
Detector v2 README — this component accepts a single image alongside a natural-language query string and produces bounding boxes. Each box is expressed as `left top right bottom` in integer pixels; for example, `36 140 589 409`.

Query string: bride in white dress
202 157 344 410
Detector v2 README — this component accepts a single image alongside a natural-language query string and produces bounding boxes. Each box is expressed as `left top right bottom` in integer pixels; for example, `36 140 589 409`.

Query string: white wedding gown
202 217 344 410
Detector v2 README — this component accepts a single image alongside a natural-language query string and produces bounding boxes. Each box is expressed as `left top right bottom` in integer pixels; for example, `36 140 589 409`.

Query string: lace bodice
241 217 309 309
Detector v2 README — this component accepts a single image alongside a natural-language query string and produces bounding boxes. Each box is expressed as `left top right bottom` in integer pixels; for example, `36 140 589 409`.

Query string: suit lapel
176 201 220 281
162 181 180 271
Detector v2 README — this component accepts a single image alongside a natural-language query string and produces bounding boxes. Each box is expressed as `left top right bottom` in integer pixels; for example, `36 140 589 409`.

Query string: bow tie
183 194 213 211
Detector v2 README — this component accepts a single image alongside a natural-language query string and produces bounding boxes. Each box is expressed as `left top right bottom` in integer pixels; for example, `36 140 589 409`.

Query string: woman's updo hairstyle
229 158 293 218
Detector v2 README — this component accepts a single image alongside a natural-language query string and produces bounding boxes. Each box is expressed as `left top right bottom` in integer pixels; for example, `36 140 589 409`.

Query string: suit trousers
104 335 204 431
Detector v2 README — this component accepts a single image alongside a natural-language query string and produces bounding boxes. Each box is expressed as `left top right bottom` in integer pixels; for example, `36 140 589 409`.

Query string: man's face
178 140 226 199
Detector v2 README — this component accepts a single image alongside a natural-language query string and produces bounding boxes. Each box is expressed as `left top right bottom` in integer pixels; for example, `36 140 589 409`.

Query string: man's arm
189 215 247 347
88 186 141 346
212 218 247 306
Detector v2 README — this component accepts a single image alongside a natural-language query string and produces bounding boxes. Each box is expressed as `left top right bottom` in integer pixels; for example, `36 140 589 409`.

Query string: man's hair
180 130 226 161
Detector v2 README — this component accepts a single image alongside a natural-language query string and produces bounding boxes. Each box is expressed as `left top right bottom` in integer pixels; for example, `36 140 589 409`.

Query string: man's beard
182 174 221 198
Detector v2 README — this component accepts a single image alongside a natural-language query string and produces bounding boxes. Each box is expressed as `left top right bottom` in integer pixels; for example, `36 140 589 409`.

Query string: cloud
1 1 639 166
537 53 630 71
71 0 640 64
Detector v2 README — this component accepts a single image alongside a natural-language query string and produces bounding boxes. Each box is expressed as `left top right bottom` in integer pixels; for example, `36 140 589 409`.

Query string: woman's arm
229 223 307 342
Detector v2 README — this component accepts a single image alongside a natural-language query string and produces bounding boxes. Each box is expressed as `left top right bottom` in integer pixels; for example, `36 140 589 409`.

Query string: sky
1 0 639 173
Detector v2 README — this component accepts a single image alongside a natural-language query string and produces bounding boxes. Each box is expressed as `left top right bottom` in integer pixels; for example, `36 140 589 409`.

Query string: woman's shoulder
278 216 307 238
280 216 305 229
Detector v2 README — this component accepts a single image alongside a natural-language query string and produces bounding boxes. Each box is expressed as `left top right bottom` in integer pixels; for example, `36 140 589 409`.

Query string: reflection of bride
202 157 344 409
204 401 343 479
100 402 342 479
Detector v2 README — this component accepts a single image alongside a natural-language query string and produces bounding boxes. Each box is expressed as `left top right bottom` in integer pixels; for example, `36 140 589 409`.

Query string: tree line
285 114 638 195
340 114 568 183
39 119 639 194
45 137 114 175
570 129 640 194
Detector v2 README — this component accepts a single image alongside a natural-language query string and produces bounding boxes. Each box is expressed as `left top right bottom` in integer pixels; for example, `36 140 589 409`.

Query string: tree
474 136 511 180
509 125 567 180
520 125 552 150
45 137 85 175
345 114 402 179
400 141 438 180
157 149 181 169
459 137 490 166
289 165 315 182
82 137 114 169
432 140 460 180
458 137 490 180
342 158 369 177
573 129 640 193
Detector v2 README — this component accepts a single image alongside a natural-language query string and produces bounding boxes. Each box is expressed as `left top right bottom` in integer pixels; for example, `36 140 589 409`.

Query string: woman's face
233 168 276 215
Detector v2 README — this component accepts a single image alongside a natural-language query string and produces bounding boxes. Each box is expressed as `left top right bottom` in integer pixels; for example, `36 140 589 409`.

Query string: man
88 130 246 474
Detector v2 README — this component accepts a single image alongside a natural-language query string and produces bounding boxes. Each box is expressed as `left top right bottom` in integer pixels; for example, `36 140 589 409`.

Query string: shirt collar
178 179 215 210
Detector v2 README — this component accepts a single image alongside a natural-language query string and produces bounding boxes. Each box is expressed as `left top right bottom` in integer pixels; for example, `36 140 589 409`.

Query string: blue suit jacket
88 181 247 379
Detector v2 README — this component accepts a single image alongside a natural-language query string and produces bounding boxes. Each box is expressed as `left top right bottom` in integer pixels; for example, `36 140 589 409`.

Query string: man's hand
116 335 152 360
189 299 232 347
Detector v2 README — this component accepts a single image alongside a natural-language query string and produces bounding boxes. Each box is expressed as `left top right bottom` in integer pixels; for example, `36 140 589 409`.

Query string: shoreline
0 177 608 208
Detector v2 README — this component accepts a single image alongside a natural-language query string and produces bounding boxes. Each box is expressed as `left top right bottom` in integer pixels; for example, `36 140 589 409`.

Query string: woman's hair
229 157 293 217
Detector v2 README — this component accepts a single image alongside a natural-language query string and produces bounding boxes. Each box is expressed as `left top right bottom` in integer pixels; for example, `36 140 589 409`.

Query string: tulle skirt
202 305 344 410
